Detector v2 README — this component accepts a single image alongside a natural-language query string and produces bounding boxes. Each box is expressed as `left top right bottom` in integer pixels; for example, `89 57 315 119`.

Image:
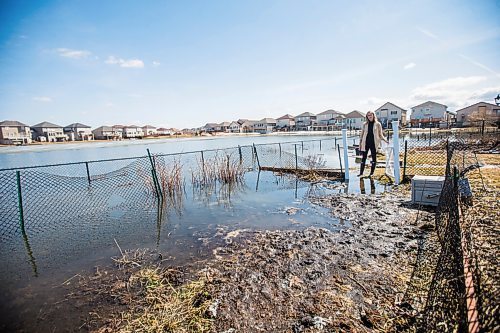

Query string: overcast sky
1 0 499 129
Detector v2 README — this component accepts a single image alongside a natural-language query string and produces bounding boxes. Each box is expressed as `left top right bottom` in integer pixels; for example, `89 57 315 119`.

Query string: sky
0 0 499 129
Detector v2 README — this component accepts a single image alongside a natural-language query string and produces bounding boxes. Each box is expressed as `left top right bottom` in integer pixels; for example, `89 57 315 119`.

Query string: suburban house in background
276 114 295 130
229 121 242 133
240 120 257 133
345 110 365 130
410 101 452 128
31 121 66 142
122 125 144 138
142 125 157 136
156 128 173 135
92 126 123 140
314 110 343 130
374 102 407 128
455 102 500 126
64 123 93 141
0 120 32 145
295 112 316 130
253 118 277 134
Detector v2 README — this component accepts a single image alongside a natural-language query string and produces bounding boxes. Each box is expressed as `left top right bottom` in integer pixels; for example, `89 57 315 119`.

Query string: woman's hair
365 111 378 123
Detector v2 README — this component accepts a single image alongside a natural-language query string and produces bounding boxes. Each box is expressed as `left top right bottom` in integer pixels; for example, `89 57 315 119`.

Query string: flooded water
0 134 392 331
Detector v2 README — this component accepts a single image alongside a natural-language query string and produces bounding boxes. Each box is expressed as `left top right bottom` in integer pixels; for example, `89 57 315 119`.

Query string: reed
191 152 245 187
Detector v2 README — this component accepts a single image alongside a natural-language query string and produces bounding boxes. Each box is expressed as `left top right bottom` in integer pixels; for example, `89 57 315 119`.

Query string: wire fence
0 138 350 240
401 130 499 332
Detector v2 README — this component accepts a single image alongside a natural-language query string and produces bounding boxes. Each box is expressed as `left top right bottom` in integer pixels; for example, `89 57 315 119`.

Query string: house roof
411 101 447 109
32 121 62 128
0 120 29 127
124 125 141 129
345 110 365 118
295 112 316 117
375 102 407 112
219 122 231 126
156 127 170 131
65 123 91 128
277 114 294 120
258 118 277 123
93 126 113 131
454 101 499 113
142 125 157 129
317 109 342 116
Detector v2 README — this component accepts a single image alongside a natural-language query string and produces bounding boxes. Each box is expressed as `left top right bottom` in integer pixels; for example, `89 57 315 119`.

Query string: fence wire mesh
401 129 499 333
0 138 342 239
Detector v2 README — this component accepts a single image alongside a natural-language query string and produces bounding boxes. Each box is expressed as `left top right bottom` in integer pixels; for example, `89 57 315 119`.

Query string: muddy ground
11 184 437 333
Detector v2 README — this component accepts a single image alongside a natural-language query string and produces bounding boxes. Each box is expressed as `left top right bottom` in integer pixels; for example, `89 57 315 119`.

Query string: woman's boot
369 161 376 176
357 163 365 177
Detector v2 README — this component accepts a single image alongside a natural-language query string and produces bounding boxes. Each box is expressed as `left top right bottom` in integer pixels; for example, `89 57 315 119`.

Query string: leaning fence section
404 133 499 332
0 137 346 239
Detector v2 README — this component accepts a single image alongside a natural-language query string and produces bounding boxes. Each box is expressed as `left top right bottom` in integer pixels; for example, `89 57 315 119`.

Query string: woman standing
358 111 388 177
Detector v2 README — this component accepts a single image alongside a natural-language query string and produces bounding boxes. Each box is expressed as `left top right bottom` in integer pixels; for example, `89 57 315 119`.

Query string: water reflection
359 178 376 195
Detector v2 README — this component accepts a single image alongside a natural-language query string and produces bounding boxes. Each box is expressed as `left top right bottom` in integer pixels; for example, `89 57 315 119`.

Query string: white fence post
342 129 350 180
392 121 400 185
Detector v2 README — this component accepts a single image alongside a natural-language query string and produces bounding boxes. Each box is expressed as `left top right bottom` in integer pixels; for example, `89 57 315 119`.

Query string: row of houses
203 110 367 134
2 100 498 145
374 101 500 129
0 122 182 145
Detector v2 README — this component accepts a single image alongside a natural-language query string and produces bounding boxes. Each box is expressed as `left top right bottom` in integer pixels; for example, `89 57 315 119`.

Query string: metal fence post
342 129 349 180
429 126 432 146
16 171 26 233
85 162 91 186
403 140 408 182
392 120 400 185
238 145 242 164
319 140 322 151
253 144 261 170
337 144 342 175
294 144 298 170
279 143 282 158
147 149 163 199
301 141 304 154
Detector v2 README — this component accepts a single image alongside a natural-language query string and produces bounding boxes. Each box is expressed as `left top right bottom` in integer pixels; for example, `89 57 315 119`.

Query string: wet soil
6 186 436 332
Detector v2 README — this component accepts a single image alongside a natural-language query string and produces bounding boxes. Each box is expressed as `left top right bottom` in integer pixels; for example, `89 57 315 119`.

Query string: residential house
122 125 144 139
64 123 93 141
295 112 316 130
203 123 218 133
240 120 257 133
410 101 450 128
253 118 277 134
0 120 32 145
276 114 295 131
345 110 366 130
219 122 231 133
374 102 408 128
313 110 344 131
92 126 123 140
156 128 173 135
455 102 500 127
142 125 157 136
229 121 242 133
331 114 346 130
31 121 66 142
111 125 125 138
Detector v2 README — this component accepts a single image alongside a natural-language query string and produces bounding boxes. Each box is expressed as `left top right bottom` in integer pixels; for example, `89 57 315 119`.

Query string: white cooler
411 175 445 206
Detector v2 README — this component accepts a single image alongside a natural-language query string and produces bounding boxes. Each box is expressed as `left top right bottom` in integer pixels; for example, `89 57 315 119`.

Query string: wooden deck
259 166 344 179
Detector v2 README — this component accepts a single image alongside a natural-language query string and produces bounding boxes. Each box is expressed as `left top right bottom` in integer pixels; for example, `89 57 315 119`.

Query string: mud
12 187 436 332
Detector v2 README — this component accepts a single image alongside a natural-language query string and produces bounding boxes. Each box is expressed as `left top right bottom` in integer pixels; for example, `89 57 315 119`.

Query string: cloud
57 48 91 59
33 96 52 102
105 56 144 68
416 26 439 40
459 54 500 77
410 76 498 109
404 62 416 70
153 61 161 67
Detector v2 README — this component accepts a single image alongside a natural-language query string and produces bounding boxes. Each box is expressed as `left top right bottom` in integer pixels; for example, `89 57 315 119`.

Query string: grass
191 152 245 186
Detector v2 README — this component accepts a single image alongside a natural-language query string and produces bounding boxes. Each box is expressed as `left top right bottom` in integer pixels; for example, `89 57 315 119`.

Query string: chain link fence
401 130 499 332
0 138 346 240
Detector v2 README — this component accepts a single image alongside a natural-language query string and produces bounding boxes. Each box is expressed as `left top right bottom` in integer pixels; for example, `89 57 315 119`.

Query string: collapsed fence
0 137 355 239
